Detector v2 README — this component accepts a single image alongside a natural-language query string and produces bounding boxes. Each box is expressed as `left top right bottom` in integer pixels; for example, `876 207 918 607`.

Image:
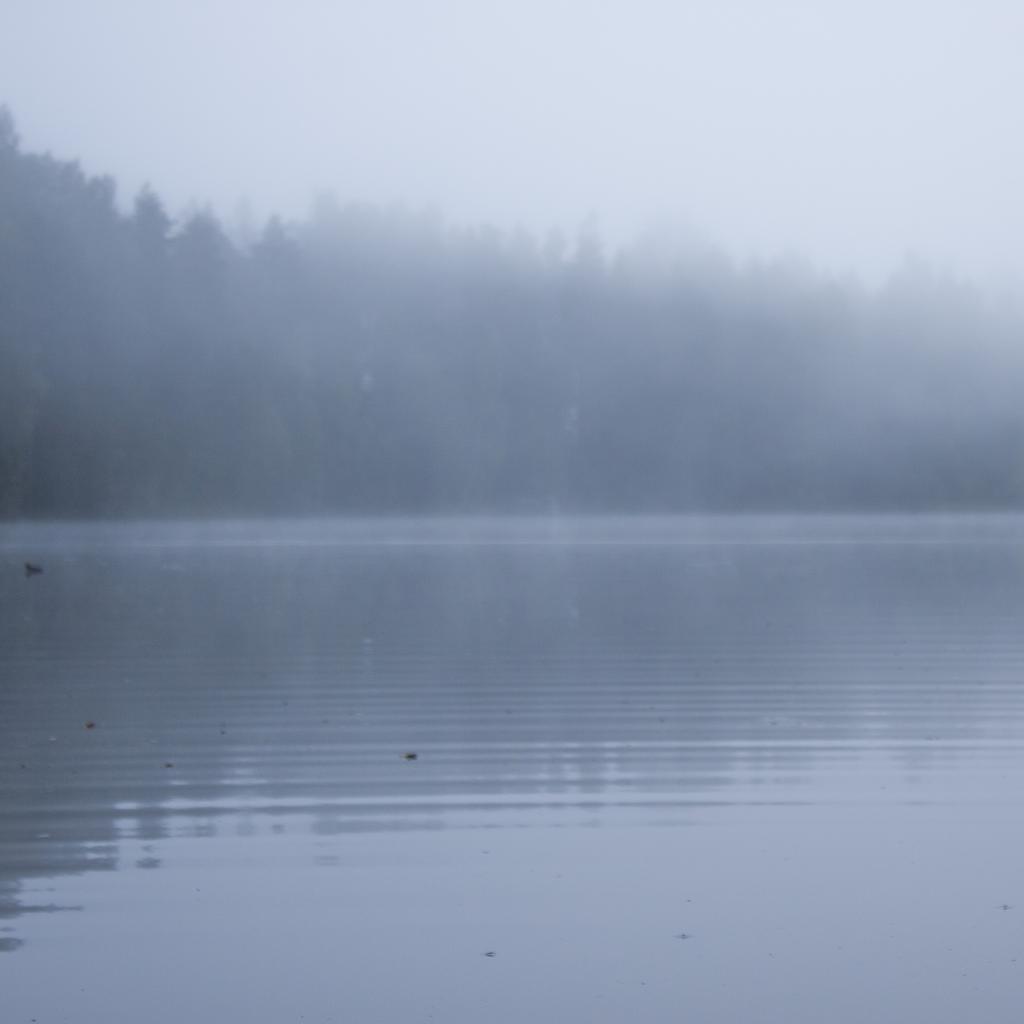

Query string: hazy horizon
7 9 1024 1015
5 0 1024 286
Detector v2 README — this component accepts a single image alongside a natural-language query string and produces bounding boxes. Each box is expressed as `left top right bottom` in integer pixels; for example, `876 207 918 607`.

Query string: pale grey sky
3 0 1023 281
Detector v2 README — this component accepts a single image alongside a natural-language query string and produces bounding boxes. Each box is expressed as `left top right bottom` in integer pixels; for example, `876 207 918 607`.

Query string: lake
2 516 1024 1022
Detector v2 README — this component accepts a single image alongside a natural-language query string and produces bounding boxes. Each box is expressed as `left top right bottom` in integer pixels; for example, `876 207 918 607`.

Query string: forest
2 105 1023 518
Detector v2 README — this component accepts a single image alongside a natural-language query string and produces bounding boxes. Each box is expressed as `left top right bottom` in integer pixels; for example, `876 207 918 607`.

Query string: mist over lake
6 4 1024 1019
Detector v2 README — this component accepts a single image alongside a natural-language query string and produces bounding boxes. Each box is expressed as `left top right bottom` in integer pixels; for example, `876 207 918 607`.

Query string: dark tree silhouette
1 106 1023 518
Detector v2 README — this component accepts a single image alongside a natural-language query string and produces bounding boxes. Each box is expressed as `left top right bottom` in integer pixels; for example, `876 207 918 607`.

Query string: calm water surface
2 516 1024 1022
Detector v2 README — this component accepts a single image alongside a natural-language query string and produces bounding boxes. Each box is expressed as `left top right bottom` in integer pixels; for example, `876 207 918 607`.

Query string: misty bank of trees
2 106 1024 518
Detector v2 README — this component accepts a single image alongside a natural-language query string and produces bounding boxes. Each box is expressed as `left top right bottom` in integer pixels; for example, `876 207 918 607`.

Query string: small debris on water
163 762 175 769
84 721 96 730
24 562 43 577
402 752 418 760
484 951 496 957
675 933 692 940
999 904 1013 911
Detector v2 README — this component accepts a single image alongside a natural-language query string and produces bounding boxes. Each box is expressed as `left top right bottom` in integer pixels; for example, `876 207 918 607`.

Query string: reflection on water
2 517 1024 1022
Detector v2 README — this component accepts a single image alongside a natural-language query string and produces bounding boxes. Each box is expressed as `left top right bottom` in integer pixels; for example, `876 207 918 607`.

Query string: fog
4 4 1024 517
5 0 1024 283
4 96 1024 517
9 10 1024 1010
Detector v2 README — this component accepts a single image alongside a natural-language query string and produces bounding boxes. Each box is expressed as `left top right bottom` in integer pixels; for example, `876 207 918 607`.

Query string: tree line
2 105 1023 518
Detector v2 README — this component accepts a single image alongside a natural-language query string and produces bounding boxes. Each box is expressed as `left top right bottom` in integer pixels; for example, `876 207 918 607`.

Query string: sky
3 0 1024 283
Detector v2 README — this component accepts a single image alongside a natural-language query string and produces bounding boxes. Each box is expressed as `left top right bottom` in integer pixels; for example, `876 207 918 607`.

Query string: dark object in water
24 562 43 577
84 721 96 730
402 752 418 760
484 951 496 957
